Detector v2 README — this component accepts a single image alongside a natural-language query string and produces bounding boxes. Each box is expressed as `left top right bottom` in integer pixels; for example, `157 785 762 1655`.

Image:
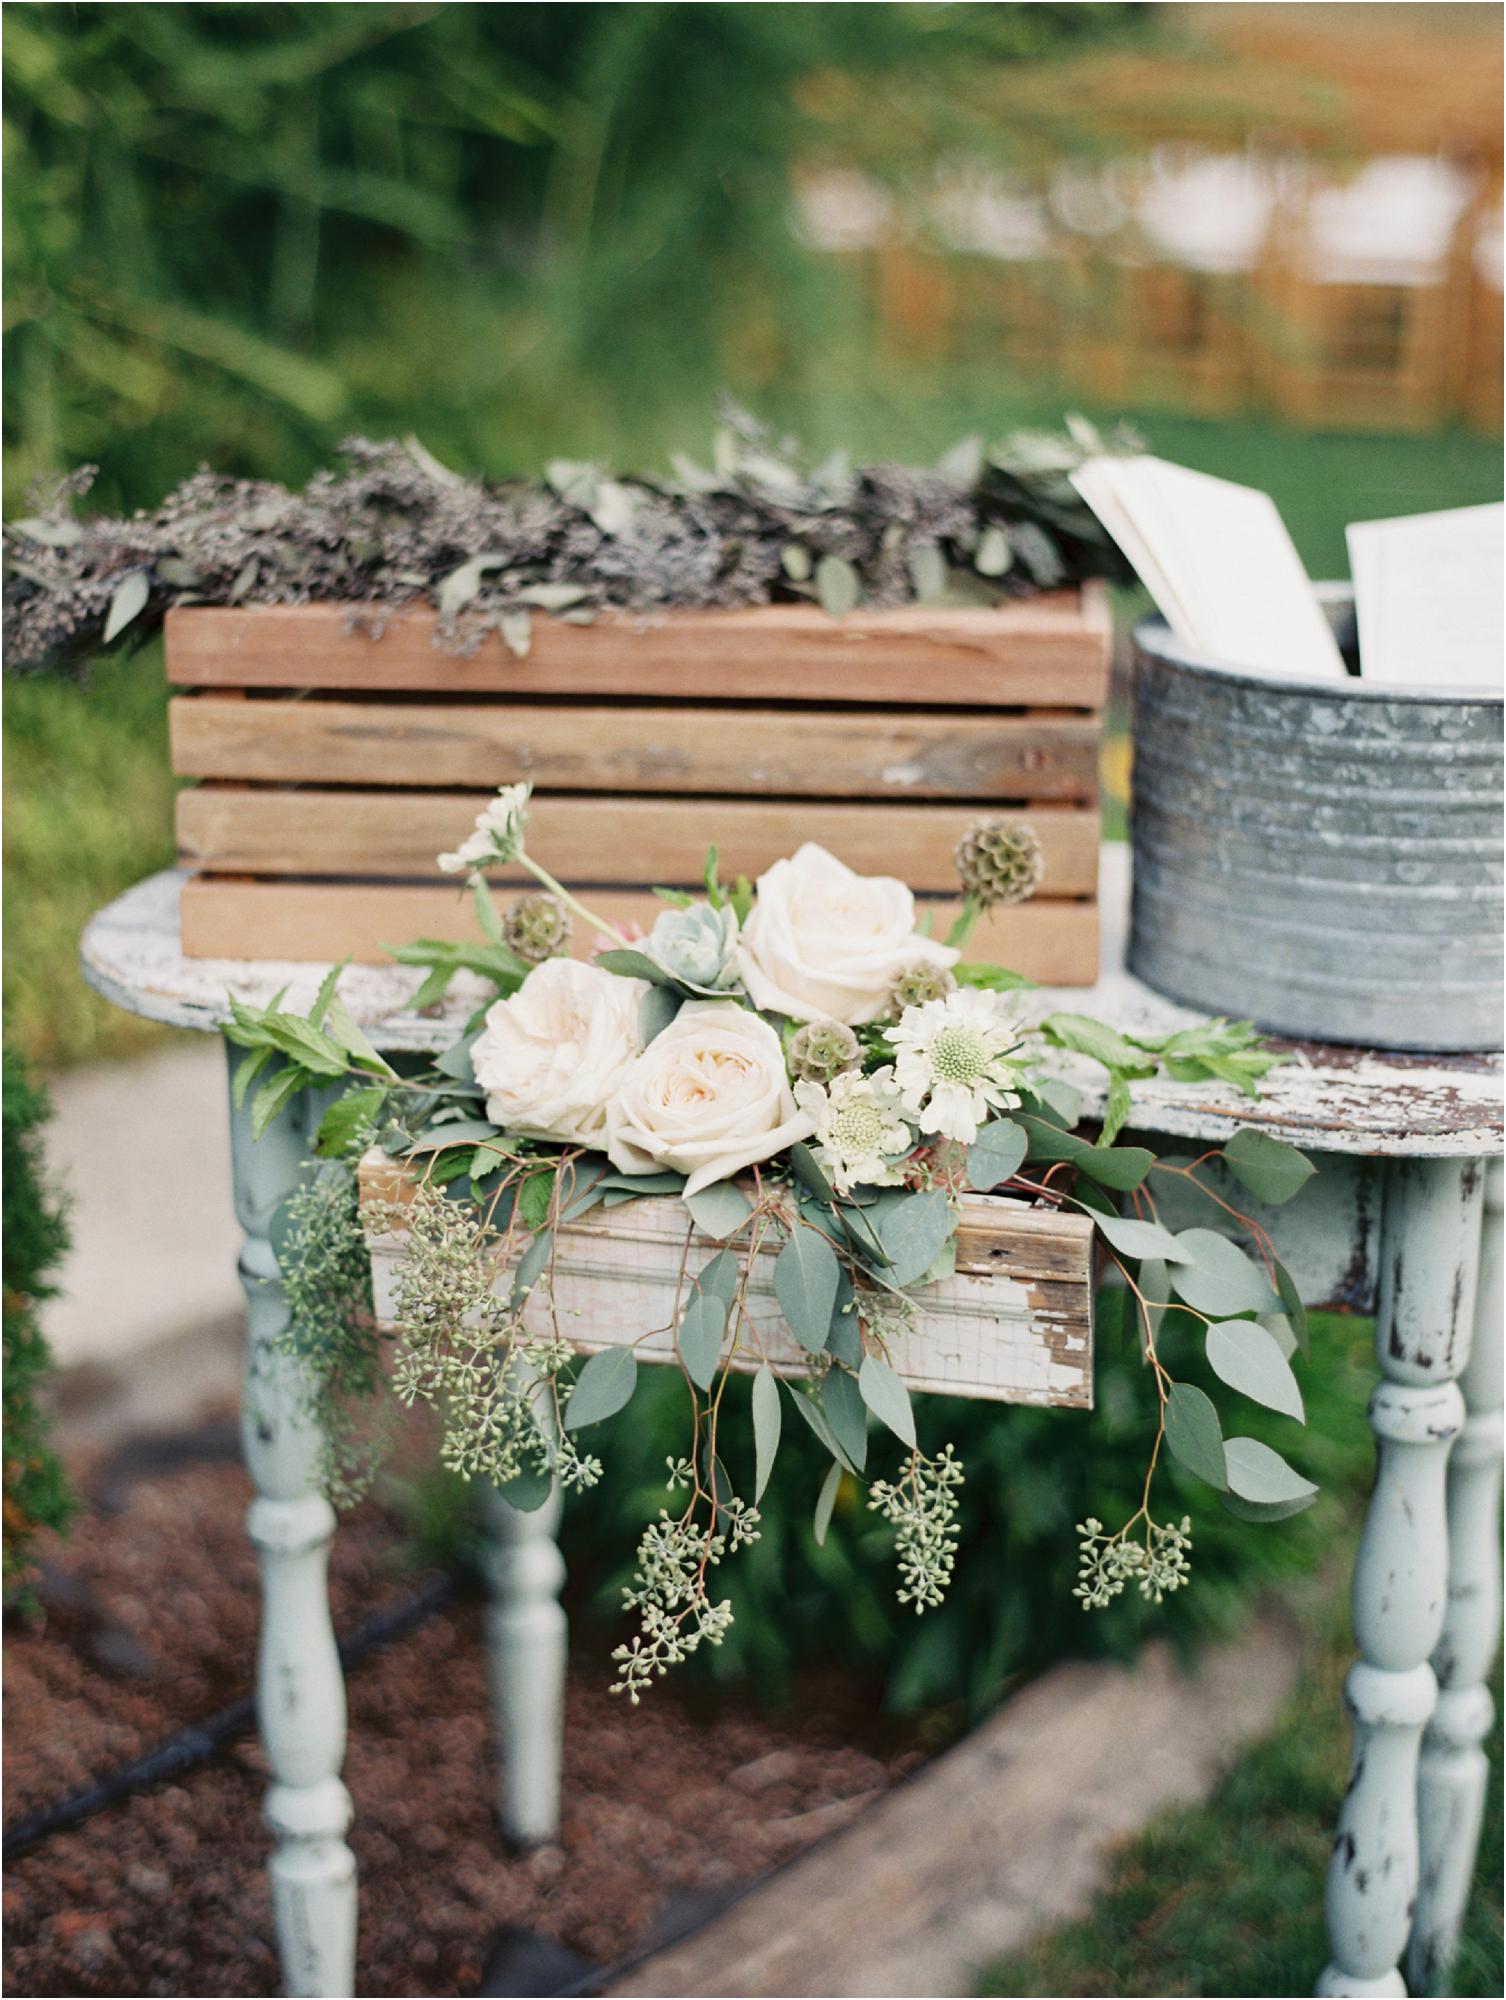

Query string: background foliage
2 1053 75 1602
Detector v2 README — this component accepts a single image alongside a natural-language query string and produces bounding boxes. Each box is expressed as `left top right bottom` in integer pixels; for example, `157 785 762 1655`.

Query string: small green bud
888 960 957 1013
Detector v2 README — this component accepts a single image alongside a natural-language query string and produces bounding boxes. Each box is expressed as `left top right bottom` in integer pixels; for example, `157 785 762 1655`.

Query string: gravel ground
4 1420 927 1997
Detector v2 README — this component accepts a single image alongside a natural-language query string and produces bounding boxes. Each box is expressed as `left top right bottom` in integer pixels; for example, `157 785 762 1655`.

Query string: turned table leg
481 1473 567 1846
227 1046 358 1998
1318 1156 1485 1998
1408 1158 1503 1996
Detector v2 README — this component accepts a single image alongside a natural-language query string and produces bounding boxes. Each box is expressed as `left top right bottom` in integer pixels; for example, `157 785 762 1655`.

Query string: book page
1071 455 1347 680
1346 503 1504 689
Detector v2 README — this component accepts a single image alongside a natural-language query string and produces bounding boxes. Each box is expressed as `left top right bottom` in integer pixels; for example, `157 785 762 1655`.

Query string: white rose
472 956 644 1146
606 1002 815 1198
735 842 958 1025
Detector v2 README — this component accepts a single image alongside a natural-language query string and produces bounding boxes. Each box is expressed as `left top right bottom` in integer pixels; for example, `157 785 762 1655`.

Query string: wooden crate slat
163 590 1112 709
170 695 1103 800
361 1164 1094 1410
180 877 1100 982
176 790 1101 896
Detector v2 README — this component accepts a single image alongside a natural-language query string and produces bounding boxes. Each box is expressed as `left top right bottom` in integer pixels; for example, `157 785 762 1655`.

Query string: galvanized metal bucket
1130 587 1504 1052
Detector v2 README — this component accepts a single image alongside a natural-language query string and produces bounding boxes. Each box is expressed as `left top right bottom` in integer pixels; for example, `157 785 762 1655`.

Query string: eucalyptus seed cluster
365 1183 571 1493
272 1160 389 1504
868 1443 965 1612
954 817 1045 909
787 1019 861 1084
1074 1515 1194 1609
502 890 571 965
610 1486 762 1703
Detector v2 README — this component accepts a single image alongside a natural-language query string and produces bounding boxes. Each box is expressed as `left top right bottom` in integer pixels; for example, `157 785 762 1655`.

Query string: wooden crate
361 1155 1095 1410
167 591 1111 980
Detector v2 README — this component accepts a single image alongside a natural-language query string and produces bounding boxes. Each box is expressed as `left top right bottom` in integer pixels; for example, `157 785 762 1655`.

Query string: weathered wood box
167 589 1111 981
360 1155 1095 1410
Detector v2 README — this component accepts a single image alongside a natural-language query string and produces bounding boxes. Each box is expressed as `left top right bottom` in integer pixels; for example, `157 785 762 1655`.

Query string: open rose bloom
735 843 957 1025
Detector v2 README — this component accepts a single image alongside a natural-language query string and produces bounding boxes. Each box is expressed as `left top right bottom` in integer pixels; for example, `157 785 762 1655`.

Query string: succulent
887 959 957 1014
501 890 571 965
787 1019 862 1085
646 901 740 990
954 817 1044 910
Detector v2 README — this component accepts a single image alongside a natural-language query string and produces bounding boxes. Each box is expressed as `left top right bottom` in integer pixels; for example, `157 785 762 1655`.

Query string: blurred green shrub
3 0 1137 510
3 1051 75 1603
561 1296 1376 1715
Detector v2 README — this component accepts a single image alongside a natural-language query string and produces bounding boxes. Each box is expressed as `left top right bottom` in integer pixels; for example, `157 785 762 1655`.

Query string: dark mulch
3 1420 928 1997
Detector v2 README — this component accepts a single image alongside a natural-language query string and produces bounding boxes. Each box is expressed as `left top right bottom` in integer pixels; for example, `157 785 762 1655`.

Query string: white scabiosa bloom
794 1066 913 1193
438 781 533 873
890 988 1025 1144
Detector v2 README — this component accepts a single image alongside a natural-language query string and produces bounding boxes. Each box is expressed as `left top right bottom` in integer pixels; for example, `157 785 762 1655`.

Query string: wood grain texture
162 588 1112 708
362 1161 1094 1410
180 877 1100 981
176 788 1100 895
169 694 1103 800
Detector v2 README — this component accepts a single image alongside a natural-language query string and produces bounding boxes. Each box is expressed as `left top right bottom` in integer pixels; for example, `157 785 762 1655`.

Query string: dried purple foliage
2 406 1136 677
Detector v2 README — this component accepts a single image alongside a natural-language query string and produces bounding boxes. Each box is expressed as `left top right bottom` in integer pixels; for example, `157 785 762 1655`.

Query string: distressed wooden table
81 847 1502 2000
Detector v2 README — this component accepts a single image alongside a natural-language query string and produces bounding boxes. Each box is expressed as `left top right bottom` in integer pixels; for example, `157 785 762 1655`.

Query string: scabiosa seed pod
787 1019 862 1084
888 959 958 1014
954 817 1044 909
502 891 571 965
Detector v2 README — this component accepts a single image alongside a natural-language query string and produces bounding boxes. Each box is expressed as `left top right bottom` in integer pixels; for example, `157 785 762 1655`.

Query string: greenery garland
233 785 1319 1700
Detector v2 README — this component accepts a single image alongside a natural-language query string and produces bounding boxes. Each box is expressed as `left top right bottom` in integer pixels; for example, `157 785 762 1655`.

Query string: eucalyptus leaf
639 985 681 1046
1170 1229 1283 1318
1274 1259 1310 1357
510 1228 553 1304
103 568 151 643
1206 1319 1305 1422
685 1180 754 1241
1018 1117 1154 1191
813 1460 843 1546
775 1226 841 1355
1222 1128 1317 1206
821 1366 869 1472
1223 1436 1317 1506
859 1353 916 1448
872 1188 951 1288
1164 1381 1227 1491
594 948 674 987
563 1346 638 1431
966 1118 1028 1192
751 1364 782 1502
678 1291 729 1391
492 1463 552 1513
785 1383 858 1475
1093 1214 1192 1264
816 553 859 618
695 1248 741 1307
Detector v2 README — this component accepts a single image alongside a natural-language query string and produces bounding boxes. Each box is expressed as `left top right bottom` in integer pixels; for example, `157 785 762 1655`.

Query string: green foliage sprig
2 1050 75 1604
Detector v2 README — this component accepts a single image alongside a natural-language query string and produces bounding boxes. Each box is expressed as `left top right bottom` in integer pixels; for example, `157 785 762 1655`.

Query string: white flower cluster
466 837 1027 1201
438 782 533 875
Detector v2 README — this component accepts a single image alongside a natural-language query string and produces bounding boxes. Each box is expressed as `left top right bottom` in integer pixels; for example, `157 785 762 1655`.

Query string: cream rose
735 842 958 1025
472 956 644 1146
606 1002 815 1197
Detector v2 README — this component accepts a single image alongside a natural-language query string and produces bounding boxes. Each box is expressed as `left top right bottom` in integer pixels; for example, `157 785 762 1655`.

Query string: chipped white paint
80 852 1504 1157
1318 1158 1484 1998
1409 1158 1504 1995
228 1052 357 1998
369 1190 1093 1409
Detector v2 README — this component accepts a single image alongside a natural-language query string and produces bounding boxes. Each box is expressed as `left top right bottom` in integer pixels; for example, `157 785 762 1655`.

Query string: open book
1072 455 1503 691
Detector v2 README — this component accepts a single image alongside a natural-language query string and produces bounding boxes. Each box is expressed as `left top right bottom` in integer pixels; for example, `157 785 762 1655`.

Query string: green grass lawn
978 1598 1504 1999
4 405 1500 1073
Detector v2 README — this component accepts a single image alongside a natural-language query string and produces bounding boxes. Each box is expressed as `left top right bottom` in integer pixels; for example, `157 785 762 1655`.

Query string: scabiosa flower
502 890 571 965
794 1067 913 1192
890 988 1025 1143
438 781 533 873
787 1019 862 1084
954 816 1044 909
887 959 957 1015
